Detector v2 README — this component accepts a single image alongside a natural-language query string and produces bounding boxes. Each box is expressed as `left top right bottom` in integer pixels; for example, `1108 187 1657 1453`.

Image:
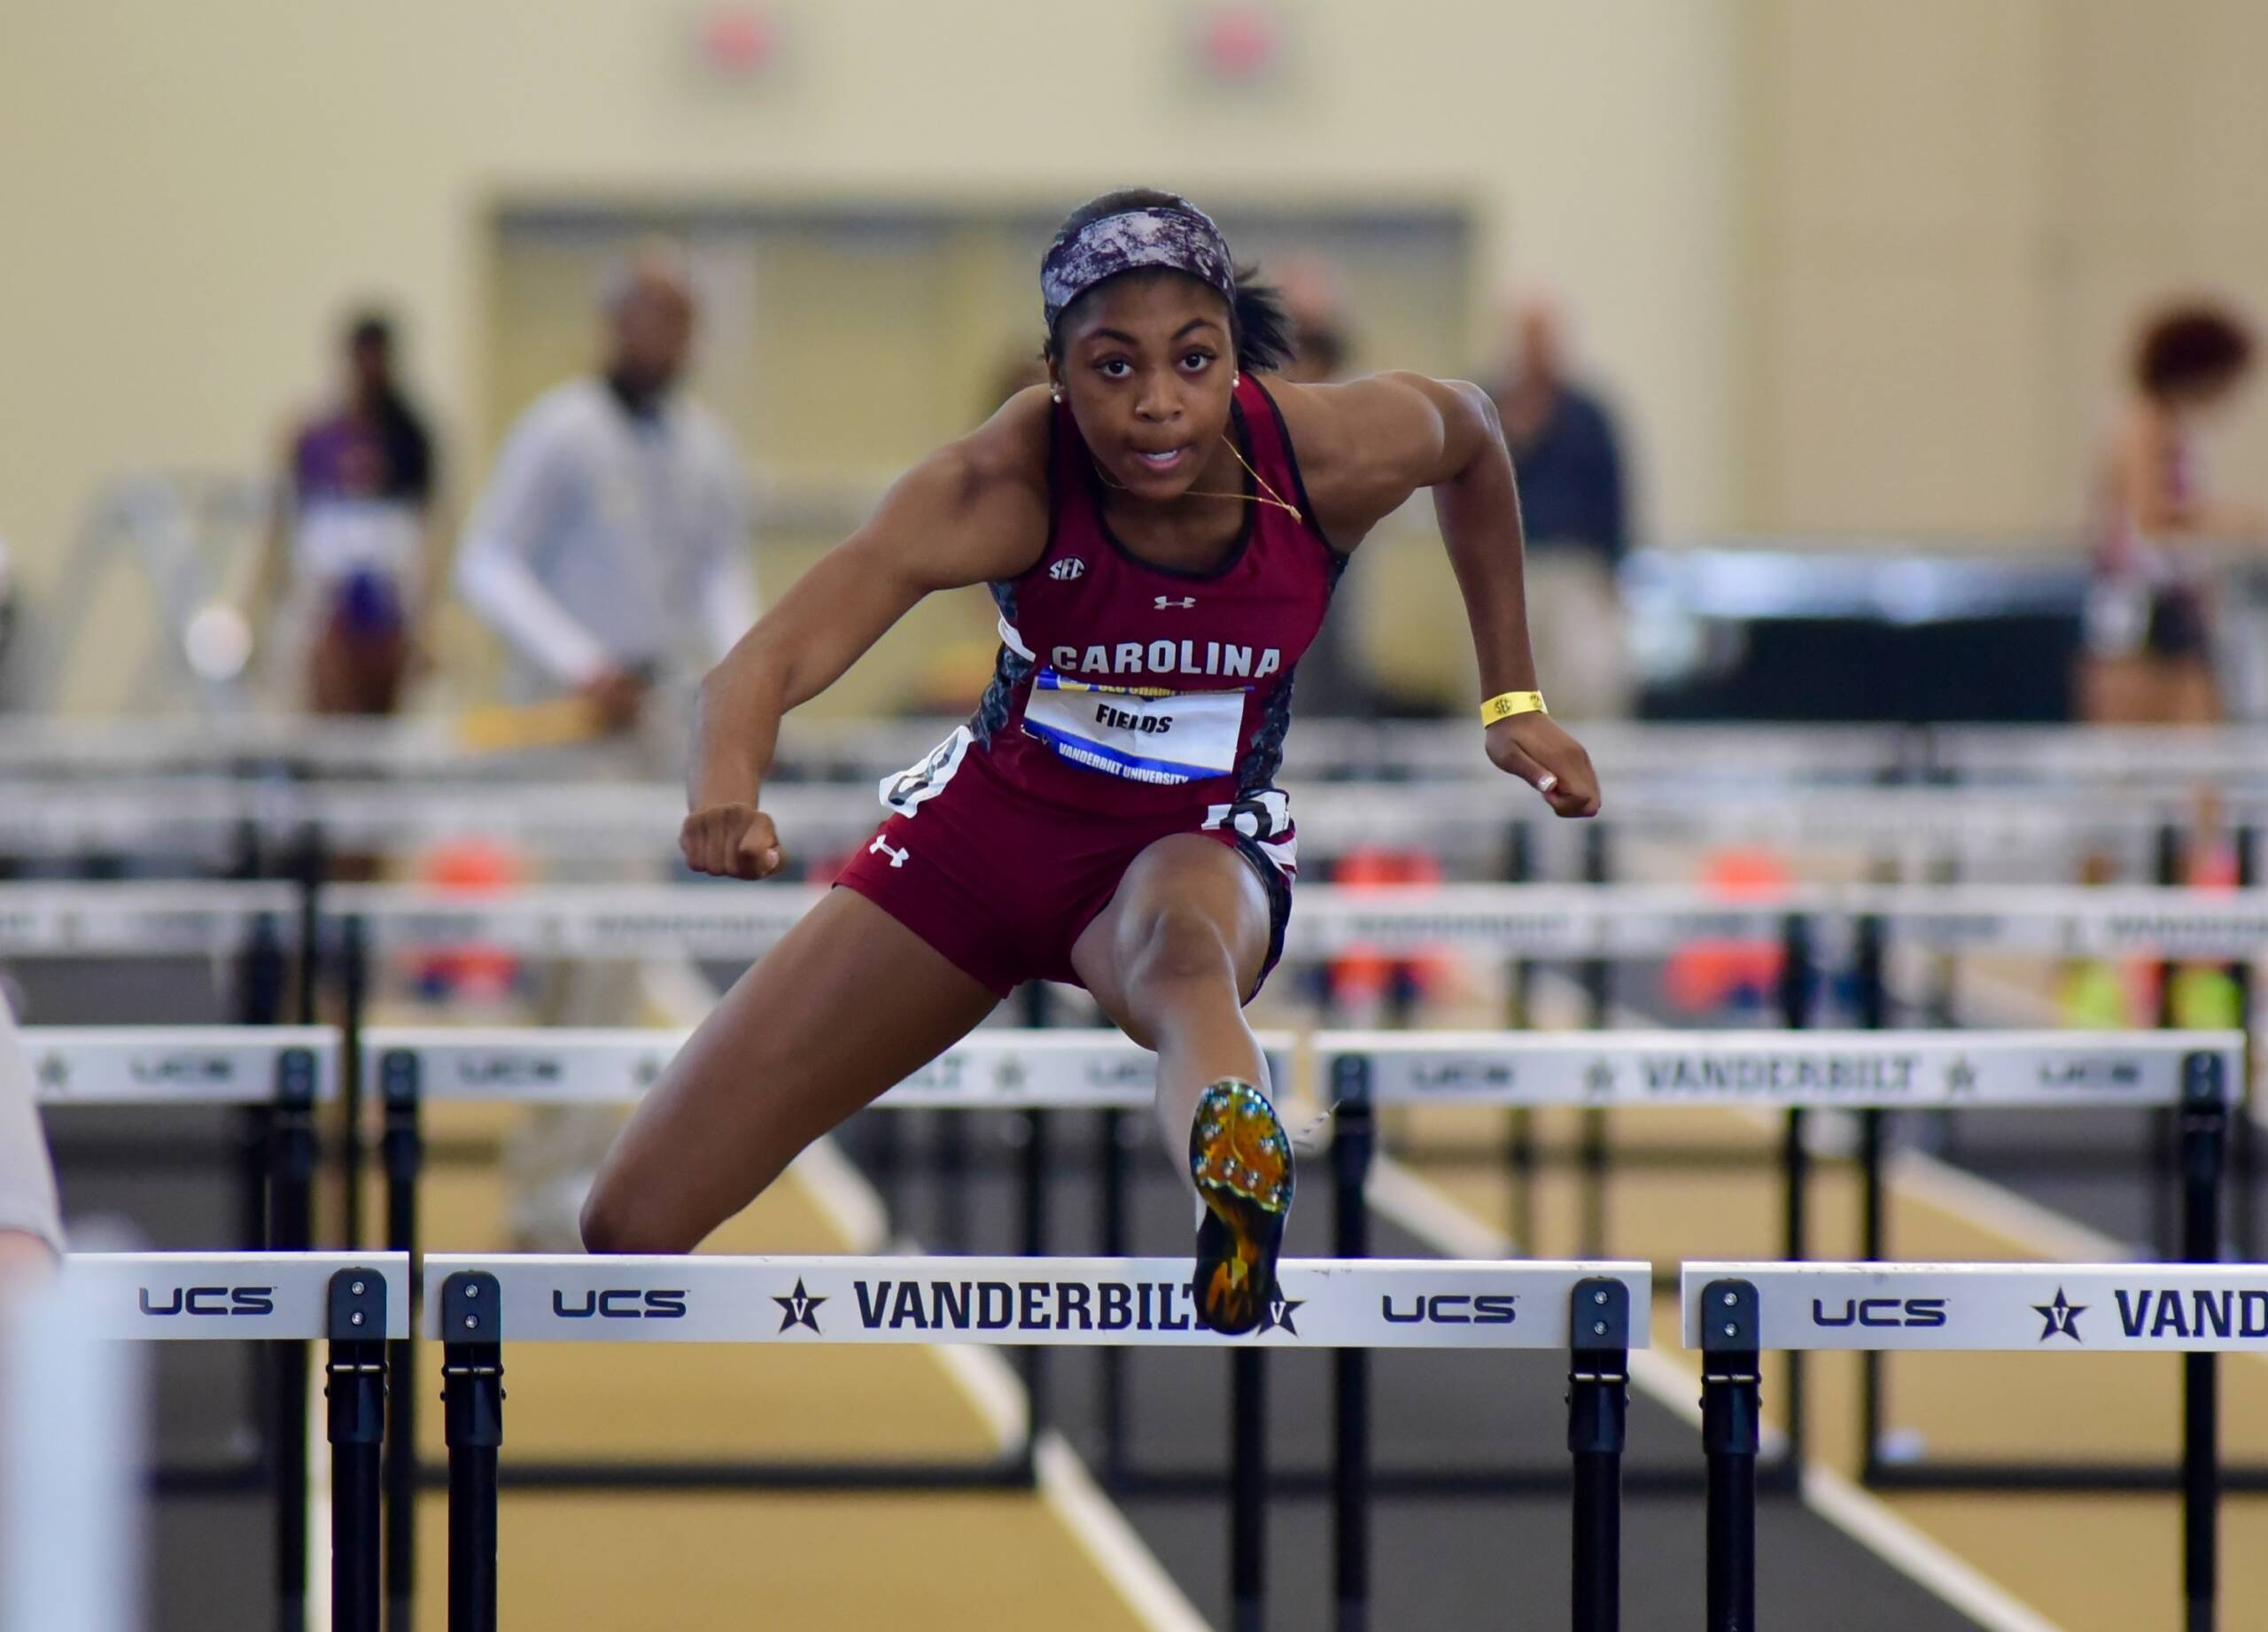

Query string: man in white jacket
456 245 758 729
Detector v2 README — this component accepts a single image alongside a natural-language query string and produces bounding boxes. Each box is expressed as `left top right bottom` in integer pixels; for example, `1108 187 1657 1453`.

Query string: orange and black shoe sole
1190 1080 1293 1336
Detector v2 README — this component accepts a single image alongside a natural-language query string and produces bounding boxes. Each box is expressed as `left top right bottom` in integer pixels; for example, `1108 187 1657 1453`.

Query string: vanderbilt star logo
2034 1286 2085 1342
35 1053 68 1091
633 1055 664 1088
1946 1057 1978 1096
773 1278 827 1333
1583 1059 1617 1098
1259 1295 1304 1336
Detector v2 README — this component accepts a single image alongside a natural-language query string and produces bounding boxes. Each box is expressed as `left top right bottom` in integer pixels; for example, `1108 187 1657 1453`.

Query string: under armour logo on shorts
1049 558 1087 580
869 835 911 868
1155 595 1197 610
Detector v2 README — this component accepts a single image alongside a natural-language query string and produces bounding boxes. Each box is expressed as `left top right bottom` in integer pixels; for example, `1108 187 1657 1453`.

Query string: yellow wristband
1479 690 1546 726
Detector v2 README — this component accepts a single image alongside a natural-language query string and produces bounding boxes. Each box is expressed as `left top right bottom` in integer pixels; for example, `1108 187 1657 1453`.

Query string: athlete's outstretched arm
683 393 1052 878
1294 371 1600 817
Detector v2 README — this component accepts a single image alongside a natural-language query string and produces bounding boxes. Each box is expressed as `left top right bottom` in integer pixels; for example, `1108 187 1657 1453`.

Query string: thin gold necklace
1091 432 1304 524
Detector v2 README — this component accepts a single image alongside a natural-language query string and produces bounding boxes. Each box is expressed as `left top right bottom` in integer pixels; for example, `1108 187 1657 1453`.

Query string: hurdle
1684 1259 2255 1632
53 1252 409 1632
1323 1028 2241 1496
27 1025 341 1628
423 1252 1646 1632
364 1024 1293 1628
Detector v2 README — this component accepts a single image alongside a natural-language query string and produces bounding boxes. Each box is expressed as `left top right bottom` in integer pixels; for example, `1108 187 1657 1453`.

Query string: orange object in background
409 836 524 1002
1328 845 1451 1006
1664 846 1790 1014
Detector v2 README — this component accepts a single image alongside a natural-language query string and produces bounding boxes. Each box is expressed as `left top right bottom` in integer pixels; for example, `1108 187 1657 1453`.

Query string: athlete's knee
1122 903 1237 992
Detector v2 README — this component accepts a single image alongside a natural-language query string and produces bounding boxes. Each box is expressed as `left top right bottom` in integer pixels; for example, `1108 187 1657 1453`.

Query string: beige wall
1746 0 2268 537
0 0 1745 705
12 1 2268 707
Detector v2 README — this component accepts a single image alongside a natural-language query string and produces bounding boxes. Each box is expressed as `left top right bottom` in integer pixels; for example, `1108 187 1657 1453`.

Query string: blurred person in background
1491 291 1634 717
247 311 441 714
454 243 758 735
1270 257 1374 718
2083 299 2264 723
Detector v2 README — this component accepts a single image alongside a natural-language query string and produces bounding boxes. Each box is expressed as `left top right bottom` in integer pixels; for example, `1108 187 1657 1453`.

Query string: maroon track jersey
835 375 1344 999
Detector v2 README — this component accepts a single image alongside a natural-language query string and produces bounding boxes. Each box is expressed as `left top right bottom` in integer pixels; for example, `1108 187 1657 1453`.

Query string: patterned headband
1041 201 1236 329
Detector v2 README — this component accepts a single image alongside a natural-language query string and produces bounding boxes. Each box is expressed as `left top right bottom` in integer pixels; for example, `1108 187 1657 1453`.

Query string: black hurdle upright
269 1046 321 1632
1575 824 1612 1256
1019 1104 1052 1479
1502 814 1538 1251
1332 1053 1374 1632
1098 1105 1132 1484
326 1268 392 1632
380 1048 423 1632
1568 1276 1632 1632
2181 1049 2228 1632
1772 913 1813 1488
1852 913 1890 1478
1232 1343 1269 1632
1328 1051 1632 1632
440 1271 504 1632
1699 1278 1762 1632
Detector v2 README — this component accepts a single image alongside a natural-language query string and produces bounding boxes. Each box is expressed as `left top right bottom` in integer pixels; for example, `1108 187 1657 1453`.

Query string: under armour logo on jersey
1049 558 1087 581
869 835 911 868
1155 595 1197 610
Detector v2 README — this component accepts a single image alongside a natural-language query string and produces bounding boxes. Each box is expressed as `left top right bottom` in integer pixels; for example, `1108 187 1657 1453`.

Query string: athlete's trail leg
1072 833 1274 1176
580 889 999 1253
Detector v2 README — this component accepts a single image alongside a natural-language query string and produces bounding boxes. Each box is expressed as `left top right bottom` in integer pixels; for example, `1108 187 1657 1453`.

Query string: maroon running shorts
830 734 1294 1002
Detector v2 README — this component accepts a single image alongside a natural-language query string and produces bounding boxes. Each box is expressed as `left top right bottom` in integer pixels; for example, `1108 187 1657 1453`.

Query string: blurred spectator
455 243 757 731
2083 299 2264 723
0 992 64 1274
1270 258 1375 714
1494 292 1628 564
249 310 441 714
1491 292 1635 717
1277 256 1355 386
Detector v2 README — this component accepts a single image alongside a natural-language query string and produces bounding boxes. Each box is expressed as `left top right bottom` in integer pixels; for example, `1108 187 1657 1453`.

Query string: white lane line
1036 1432 1212 1632
1368 1154 2055 1632
1802 1468 2065 1632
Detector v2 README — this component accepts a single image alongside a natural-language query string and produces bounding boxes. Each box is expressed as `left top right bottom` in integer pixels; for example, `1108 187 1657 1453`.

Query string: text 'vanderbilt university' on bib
1021 670 1247 784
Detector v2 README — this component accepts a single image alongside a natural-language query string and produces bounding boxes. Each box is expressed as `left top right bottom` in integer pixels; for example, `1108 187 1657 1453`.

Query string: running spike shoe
1189 1079 1293 1335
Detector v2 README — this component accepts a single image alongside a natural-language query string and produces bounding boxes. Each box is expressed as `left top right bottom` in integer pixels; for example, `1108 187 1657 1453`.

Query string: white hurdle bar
320 879 2268 960
1317 1028 2242 1491
423 1253 1646 1632
55 1254 408 1632
1682 1259 2244 1632
1317 1027 2240 1107
0 882 300 957
420 1253 1643 1348
363 1024 1292 1110
25 1026 339 1105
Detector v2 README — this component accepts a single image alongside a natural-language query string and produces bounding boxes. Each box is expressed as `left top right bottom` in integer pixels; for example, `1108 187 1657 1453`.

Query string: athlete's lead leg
580 889 1000 1254
1074 833 1288 1333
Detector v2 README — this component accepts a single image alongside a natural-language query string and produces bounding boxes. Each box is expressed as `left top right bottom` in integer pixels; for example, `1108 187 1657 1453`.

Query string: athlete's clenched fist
680 803 785 880
1485 713 1602 819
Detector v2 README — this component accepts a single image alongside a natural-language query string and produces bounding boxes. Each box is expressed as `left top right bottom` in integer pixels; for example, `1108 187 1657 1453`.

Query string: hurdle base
1107 1460 1801 1500
1868 1457 2268 1494
416 1453 1036 1494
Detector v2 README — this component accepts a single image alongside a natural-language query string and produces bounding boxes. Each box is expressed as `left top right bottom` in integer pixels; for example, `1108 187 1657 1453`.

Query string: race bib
1021 670 1246 785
